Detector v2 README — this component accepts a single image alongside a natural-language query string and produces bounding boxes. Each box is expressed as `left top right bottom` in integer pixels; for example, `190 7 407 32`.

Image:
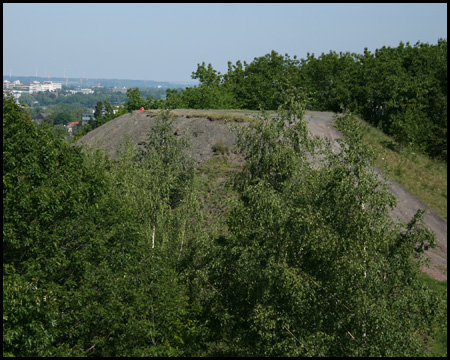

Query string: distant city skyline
3 3 447 83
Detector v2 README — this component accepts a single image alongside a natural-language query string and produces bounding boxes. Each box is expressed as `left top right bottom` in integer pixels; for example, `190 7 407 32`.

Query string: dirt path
78 109 447 281
304 111 447 281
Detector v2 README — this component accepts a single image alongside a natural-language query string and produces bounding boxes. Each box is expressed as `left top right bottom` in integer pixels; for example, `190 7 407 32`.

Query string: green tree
183 41 446 159
4 95 204 356
103 100 114 116
223 59 248 108
191 62 222 87
106 111 204 355
53 123 70 140
241 50 287 110
136 109 195 209
3 93 114 356
18 93 36 107
47 111 75 125
183 62 235 109
35 91 55 106
125 87 145 112
186 98 443 356
355 40 447 159
143 96 162 109
94 100 104 120
164 88 186 109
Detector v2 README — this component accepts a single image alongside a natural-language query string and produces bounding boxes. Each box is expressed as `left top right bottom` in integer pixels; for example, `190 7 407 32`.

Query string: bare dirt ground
77 110 242 163
77 109 447 281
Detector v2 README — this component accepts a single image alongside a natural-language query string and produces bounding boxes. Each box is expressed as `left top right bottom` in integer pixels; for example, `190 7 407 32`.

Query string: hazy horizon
3 3 447 83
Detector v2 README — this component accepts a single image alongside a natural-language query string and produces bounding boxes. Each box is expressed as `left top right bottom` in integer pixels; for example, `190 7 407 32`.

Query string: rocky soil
77 109 245 163
77 109 447 281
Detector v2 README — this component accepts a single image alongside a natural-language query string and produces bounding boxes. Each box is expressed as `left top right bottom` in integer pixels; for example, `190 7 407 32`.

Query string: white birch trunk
152 223 155 249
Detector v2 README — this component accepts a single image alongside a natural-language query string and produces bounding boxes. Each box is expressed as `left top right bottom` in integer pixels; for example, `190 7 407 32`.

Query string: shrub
212 141 229 155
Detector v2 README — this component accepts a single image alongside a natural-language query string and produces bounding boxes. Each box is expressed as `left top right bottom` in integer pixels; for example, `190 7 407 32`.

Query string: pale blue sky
3 3 447 83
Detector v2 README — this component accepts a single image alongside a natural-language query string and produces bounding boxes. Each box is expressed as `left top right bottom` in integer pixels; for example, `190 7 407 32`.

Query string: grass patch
334 114 447 220
195 156 240 233
197 155 240 182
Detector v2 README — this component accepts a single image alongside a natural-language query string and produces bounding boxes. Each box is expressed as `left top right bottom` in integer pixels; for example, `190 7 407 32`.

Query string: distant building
109 86 127 94
81 111 95 125
29 81 62 94
69 88 94 95
64 121 79 134
3 80 19 89
41 81 62 92
33 113 52 124
81 106 111 125
2 90 20 104
4 80 30 91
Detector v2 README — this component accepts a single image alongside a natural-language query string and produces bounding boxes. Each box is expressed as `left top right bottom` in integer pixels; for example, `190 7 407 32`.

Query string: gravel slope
77 110 242 163
77 109 447 281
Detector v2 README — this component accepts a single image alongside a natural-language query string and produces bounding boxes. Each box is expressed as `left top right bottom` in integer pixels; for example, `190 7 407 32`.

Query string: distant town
3 79 128 98
3 74 197 90
3 75 189 137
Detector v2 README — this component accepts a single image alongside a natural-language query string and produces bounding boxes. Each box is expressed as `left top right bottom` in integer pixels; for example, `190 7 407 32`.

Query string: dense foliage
183 101 443 356
3 94 204 356
3 93 445 356
164 40 447 160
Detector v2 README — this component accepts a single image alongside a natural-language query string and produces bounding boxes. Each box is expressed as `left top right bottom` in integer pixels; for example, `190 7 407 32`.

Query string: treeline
3 94 445 356
163 40 447 160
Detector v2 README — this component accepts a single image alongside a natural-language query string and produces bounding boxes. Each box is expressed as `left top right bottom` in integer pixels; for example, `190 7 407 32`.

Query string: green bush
212 141 230 155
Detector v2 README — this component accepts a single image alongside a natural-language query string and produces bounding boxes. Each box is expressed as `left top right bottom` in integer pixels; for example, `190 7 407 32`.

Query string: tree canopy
162 40 447 160
3 59 446 356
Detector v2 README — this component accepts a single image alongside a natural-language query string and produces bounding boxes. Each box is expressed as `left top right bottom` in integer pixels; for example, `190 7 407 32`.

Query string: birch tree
188 99 443 356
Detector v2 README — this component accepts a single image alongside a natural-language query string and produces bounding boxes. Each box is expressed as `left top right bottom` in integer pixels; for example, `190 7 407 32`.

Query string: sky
3 3 447 83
